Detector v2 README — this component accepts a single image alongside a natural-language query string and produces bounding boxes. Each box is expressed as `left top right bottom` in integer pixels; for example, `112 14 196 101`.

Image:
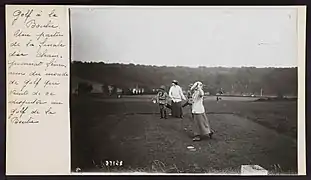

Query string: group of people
154 80 214 141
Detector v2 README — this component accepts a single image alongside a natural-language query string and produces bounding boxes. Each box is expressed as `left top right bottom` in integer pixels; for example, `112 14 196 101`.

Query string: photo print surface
69 6 305 175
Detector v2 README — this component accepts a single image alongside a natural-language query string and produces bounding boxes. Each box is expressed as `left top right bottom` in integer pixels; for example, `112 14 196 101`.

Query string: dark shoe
209 131 214 139
160 117 164 119
200 134 210 140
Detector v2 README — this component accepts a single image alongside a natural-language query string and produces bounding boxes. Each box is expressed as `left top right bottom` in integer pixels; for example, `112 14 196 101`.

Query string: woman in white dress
190 81 214 141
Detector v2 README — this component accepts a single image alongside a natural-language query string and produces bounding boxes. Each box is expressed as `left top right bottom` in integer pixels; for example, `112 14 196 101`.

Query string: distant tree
101 85 109 95
71 61 297 97
87 84 93 93
78 82 93 95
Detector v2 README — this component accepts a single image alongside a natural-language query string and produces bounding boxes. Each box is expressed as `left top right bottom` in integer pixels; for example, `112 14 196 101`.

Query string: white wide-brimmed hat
191 81 203 91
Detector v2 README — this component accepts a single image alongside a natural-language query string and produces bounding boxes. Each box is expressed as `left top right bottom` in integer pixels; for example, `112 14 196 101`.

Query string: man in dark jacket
156 85 169 119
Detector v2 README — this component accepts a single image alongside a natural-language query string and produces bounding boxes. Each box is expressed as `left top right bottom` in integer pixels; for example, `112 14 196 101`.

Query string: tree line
71 61 297 97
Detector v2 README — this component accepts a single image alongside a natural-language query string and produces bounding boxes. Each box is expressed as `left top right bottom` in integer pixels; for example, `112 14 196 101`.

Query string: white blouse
169 85 186 102
191 88 205 114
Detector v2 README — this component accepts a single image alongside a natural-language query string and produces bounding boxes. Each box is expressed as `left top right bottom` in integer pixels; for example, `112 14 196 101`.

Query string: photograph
69 6 300 175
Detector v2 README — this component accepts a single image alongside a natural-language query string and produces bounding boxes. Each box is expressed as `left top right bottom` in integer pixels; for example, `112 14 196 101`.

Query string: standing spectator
169 80 186 118
216 88 224 101
182 83 194 108
156 85 169 119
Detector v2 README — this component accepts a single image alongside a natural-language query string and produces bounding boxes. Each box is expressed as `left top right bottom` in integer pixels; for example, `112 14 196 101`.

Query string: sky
70 6 298 67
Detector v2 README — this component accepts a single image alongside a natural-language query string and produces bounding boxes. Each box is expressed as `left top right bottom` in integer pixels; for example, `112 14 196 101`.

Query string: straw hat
172 80 178 85
160 85 165 90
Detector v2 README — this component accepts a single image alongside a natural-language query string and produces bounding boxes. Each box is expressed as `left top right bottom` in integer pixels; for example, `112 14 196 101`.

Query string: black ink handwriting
45 107 56 115
8 61 43 69
9 50 28 57
36 31 63 41
51 101 63 105
26 39 35 47
9 80 19 85
8 99 47 107
45 59 66 71
29 71 41 76
12 9 33 26
8 71 26 76
36 10 42 17
31 109 40 114
32 91 41 96
45 72 69 77
9 106 28 119
20 78 41 91
38 38 66 52
36 49 59 58
10 89 28 96
43 80 60 88
48 9 58 17
26 19 58 29
10 41 20 47
10 116 39 124
14 29 31 37
45 92 56 96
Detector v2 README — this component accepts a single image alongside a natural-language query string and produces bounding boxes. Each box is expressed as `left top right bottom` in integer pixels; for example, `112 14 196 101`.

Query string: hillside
71 61 297 96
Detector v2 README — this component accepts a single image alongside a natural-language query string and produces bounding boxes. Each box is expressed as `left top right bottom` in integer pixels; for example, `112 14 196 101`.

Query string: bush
78 82 93 95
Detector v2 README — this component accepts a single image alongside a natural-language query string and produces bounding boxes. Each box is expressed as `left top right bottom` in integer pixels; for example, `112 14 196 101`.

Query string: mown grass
204 100 297 139
71 95 297 174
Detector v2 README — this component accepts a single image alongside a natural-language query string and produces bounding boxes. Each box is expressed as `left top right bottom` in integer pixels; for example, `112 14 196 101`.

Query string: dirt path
76 111 297 174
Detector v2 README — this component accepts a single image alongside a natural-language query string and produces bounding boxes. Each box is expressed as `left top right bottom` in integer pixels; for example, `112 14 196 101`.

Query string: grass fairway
71 95 297 174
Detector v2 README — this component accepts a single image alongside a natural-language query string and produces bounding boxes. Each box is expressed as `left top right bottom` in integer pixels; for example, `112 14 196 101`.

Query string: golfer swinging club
190 81 214 141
